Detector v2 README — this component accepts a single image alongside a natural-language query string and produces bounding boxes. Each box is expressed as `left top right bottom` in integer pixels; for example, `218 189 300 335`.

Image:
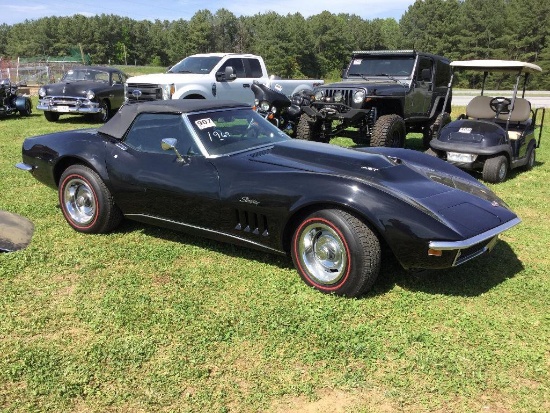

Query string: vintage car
16 100 520 297
37 66 127 122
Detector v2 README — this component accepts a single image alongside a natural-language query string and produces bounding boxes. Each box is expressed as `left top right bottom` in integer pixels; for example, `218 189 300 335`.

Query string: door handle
243 84 250 88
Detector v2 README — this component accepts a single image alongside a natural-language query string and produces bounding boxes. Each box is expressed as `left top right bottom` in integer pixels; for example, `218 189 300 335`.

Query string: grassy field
0 103 548 412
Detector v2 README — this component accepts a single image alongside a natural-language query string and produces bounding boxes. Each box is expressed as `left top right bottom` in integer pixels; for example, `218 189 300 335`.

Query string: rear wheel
59 165 122 233
371 114 406 147
423 112 451 149
482 155 508 183
19 99 32 116
291 209 381 297
44 111 60 122
524 145 536 171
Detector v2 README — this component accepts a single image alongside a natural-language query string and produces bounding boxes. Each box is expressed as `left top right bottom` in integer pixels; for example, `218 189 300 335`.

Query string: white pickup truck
124 53 323 104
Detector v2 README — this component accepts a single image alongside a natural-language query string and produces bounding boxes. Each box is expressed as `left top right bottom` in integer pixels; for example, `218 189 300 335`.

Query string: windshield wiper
375 73 402 84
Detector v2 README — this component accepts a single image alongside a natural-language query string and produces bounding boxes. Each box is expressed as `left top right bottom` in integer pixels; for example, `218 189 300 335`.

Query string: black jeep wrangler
297 50 452 148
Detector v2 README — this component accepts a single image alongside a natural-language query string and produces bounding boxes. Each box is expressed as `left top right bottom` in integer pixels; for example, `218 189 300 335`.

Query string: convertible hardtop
450 60 542 74
98 99 249 140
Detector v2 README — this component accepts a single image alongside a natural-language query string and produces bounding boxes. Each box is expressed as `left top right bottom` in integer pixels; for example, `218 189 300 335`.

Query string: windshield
168 56 222 74
62 69 110 82
347 56 415 77
187 108 289 156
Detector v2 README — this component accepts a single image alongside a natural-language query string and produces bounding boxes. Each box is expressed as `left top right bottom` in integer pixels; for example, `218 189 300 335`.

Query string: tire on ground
296 114 323 142
482 155 508 183
423 112 451 149
371 114 406 147
291 209 381 297
58 164 122 234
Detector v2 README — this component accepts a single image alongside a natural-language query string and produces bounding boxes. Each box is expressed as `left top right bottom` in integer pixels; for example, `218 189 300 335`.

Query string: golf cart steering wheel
489 97 512 116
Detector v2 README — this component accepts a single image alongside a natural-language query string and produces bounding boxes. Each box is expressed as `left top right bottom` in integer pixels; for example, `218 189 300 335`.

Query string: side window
124 113 199 155
435 60 451 88
220 58 246 77
245 58 263 78
112 72 123 85
416 57 434 82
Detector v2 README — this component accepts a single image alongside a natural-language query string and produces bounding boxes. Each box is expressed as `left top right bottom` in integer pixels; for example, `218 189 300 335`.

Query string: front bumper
37 97 101 114
429 217 521 266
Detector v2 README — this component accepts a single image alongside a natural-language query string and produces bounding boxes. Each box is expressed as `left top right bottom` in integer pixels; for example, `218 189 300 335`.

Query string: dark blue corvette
17 100 520 297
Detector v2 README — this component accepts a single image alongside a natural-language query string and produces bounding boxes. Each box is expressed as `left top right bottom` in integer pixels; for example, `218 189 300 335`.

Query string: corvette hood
250 141 517 235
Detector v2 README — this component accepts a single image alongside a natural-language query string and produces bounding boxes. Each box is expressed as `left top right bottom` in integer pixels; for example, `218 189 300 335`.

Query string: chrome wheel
63 177 96 225
297 221 347 285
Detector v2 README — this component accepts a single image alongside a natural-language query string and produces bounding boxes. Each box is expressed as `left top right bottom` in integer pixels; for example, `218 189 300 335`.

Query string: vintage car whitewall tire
291 209 381 297
59 165 122 233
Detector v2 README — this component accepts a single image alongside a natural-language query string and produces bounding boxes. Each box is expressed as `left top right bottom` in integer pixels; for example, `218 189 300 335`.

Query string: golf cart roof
450 60 542 74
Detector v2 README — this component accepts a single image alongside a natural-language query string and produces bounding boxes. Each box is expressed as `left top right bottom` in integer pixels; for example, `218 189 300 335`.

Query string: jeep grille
322 88 355 107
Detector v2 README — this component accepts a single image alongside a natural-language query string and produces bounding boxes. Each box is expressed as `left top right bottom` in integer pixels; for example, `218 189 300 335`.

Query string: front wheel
44 111 60 122
296 114 324 142
95 100 110 123
371 114 406 147
59 165 122 233
291 209 381 297
482 155 508 183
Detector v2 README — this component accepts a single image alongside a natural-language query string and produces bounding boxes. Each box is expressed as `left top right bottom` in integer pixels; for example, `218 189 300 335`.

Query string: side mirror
161 138 187 163
220 66 236 81
421 68 432 82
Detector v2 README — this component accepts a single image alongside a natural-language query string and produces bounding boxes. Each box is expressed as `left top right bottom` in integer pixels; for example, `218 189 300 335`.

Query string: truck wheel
44 111 60 122
296 114 323 142
371 114 406 147
423 112 451 149
482 155 508 183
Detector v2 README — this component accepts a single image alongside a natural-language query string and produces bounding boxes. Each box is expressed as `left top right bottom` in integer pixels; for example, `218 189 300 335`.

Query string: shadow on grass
113 219 523 298
372 241 523 297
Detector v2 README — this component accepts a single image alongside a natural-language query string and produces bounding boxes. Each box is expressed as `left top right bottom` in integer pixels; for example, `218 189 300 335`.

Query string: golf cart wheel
482 155 508 183
371 114 406 148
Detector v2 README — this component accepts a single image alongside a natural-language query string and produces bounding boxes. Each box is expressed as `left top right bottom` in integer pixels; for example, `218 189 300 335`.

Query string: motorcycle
251 81 309 137
0 78 32 118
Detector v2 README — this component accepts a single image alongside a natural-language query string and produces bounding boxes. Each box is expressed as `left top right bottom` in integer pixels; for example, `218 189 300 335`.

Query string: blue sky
2 0 416 25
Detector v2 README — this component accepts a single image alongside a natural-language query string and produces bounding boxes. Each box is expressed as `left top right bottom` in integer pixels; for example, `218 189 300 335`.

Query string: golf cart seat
466 95 495 120
497 98 532 140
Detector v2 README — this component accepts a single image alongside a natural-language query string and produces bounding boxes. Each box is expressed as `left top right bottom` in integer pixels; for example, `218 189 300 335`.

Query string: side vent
234 209 269 237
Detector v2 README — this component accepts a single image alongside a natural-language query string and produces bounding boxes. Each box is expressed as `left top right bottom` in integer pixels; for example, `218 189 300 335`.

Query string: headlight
447 152 478 163
353 90 365 104
333 91 343 102
314 90 325 101
260 101 271 111
162 83 175 100
38 87 46 97
86 90 95 100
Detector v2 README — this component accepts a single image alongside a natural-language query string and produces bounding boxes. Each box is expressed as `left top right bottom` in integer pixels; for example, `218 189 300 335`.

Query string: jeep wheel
371 114 406 147
423 112 451 149
296 114 324 142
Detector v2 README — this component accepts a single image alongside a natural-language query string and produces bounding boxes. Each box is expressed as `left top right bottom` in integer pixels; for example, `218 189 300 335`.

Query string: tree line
1 0 549 88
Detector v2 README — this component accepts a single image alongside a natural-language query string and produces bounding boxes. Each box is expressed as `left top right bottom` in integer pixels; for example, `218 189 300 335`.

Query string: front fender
173 84 211 99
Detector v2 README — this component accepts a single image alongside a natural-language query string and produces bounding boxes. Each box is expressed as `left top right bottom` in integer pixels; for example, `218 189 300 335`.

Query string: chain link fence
0 58 84 87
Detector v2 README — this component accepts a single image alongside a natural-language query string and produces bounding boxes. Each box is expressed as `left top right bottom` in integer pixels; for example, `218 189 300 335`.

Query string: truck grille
126 83 163 102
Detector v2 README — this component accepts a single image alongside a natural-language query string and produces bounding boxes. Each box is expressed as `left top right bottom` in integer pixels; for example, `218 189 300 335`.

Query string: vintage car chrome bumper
37 97 101 113
429 217 521 266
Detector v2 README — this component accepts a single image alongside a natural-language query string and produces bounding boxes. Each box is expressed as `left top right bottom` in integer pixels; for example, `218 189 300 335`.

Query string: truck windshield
168 56 222 74
347 57 415 77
